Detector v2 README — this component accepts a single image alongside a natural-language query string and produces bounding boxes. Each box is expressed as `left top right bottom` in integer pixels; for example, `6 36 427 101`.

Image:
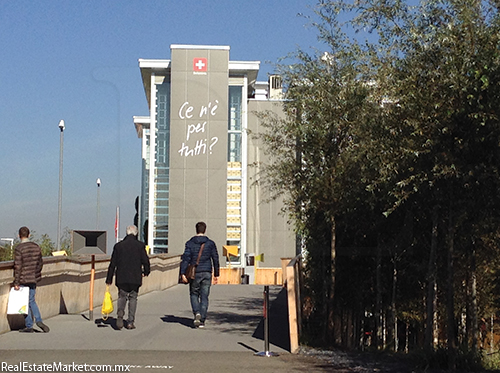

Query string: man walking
106 225 150 330
13 226 50 333
180 222 220 328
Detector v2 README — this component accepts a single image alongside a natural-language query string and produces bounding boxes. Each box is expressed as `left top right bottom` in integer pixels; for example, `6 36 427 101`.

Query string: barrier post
256 285 279 357
89 254 95 320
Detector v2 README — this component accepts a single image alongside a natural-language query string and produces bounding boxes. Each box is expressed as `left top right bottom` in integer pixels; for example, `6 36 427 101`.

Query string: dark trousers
117 284 139 323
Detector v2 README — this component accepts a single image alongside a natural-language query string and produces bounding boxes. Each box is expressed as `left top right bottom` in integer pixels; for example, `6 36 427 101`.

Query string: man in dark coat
180 221 220 328
106 225 150 330
13 226 50 333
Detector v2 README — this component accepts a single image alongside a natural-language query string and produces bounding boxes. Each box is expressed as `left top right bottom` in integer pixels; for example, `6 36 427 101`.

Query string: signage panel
168 46 229 253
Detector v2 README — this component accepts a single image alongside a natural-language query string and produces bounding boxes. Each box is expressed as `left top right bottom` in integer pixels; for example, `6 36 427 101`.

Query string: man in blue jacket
180 222 220 328
106 225 150 330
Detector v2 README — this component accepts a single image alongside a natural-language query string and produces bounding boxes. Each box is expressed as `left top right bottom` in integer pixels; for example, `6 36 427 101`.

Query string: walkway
0 284 329 372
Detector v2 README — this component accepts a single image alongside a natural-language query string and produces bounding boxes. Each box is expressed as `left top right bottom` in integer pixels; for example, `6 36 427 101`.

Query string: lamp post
96 178 101 230
57 120 65 251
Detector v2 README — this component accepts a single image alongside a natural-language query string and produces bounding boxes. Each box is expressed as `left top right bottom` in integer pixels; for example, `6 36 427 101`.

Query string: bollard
241 274 249 285
255 285 279 357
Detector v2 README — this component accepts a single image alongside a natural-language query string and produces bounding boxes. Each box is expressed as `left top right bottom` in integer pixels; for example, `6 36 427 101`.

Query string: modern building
133 44 296 279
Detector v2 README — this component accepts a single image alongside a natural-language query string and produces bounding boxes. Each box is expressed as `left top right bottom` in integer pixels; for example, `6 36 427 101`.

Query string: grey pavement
0 284 330 372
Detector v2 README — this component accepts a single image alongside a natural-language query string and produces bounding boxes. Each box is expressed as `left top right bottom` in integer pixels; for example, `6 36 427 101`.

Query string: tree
0 227 73 261
366 1 500 366
256 0 500 366
35 233 56 257
255 23 380 342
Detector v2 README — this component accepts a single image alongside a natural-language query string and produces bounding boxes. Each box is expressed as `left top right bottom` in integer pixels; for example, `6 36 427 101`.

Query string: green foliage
0 227 73 261
407 346 484 371
0 244 14 262
59 228 72 255
31 228 72 257
33 233 56 257
482 350 500 370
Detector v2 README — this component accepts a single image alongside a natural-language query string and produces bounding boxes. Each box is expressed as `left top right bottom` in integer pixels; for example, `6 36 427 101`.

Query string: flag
193 57 207 72
115 207 119 243
255 253 265 262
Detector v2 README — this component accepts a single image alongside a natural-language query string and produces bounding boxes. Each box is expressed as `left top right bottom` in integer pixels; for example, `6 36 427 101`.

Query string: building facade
133 44 295 277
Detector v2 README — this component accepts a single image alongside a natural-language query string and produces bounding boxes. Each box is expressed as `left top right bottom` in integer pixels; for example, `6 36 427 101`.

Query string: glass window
228 86 243 162
153 79 171 253
228 86 242 131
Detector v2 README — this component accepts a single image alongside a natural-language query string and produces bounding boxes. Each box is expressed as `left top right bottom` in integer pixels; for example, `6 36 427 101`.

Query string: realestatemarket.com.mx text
1 362 131 372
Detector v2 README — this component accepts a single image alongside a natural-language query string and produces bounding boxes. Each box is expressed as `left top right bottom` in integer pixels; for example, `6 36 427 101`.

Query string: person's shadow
161 314 194 328
94 317 122 330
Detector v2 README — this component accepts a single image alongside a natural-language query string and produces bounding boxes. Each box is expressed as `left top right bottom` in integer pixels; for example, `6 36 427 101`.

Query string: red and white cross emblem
193 58 207 72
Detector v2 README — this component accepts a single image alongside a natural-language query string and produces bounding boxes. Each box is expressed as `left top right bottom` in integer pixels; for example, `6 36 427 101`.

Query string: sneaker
116 317 124 329
36 321 50 333
126 322 136 330
193 313 201 328
199 321 205 329
19 327 34 333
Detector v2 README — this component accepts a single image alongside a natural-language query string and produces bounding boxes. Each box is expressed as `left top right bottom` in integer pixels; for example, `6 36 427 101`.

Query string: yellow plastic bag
101 285 113 320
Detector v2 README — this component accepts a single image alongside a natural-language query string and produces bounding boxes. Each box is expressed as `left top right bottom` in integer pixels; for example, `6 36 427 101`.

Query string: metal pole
89 254 95 321
256 285 279 357
57 120 65 251
264 285 270 352
96 178 101 230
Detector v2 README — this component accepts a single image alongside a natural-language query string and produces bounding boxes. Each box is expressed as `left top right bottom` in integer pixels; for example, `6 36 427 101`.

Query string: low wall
0 254 181 334
255 268 282 285
219 267 283 285
219 258 292 285
219 267 244 284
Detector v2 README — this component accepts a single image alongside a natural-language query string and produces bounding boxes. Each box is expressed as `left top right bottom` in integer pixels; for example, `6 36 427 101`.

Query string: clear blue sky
0 1 323 250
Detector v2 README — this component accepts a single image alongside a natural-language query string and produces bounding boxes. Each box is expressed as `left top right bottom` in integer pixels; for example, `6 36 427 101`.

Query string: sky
0 0 324 251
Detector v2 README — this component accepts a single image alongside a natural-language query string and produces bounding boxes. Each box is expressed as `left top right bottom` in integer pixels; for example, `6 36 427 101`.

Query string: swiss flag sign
193 58 207 72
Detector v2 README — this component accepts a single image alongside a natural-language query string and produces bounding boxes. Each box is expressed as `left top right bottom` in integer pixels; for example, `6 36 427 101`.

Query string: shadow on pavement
206 310 262 334
238 342 259 353
161 314 194 328
215 294 264 310
252 287 290 352
94 317 121 330
203 291 265 334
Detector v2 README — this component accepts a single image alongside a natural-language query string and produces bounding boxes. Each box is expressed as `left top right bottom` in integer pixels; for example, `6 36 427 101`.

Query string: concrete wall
246 99 297 267
0 254 181 334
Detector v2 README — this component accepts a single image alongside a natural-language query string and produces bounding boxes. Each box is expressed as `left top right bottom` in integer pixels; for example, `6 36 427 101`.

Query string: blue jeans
25 286 43 329
189 272 212 322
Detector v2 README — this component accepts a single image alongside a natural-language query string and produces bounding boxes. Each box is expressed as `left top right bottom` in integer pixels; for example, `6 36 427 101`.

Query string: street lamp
96 178 101 230
57 120 65 251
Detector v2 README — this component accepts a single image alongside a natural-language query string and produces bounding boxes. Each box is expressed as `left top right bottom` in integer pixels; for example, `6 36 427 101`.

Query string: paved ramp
0 285 330 372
